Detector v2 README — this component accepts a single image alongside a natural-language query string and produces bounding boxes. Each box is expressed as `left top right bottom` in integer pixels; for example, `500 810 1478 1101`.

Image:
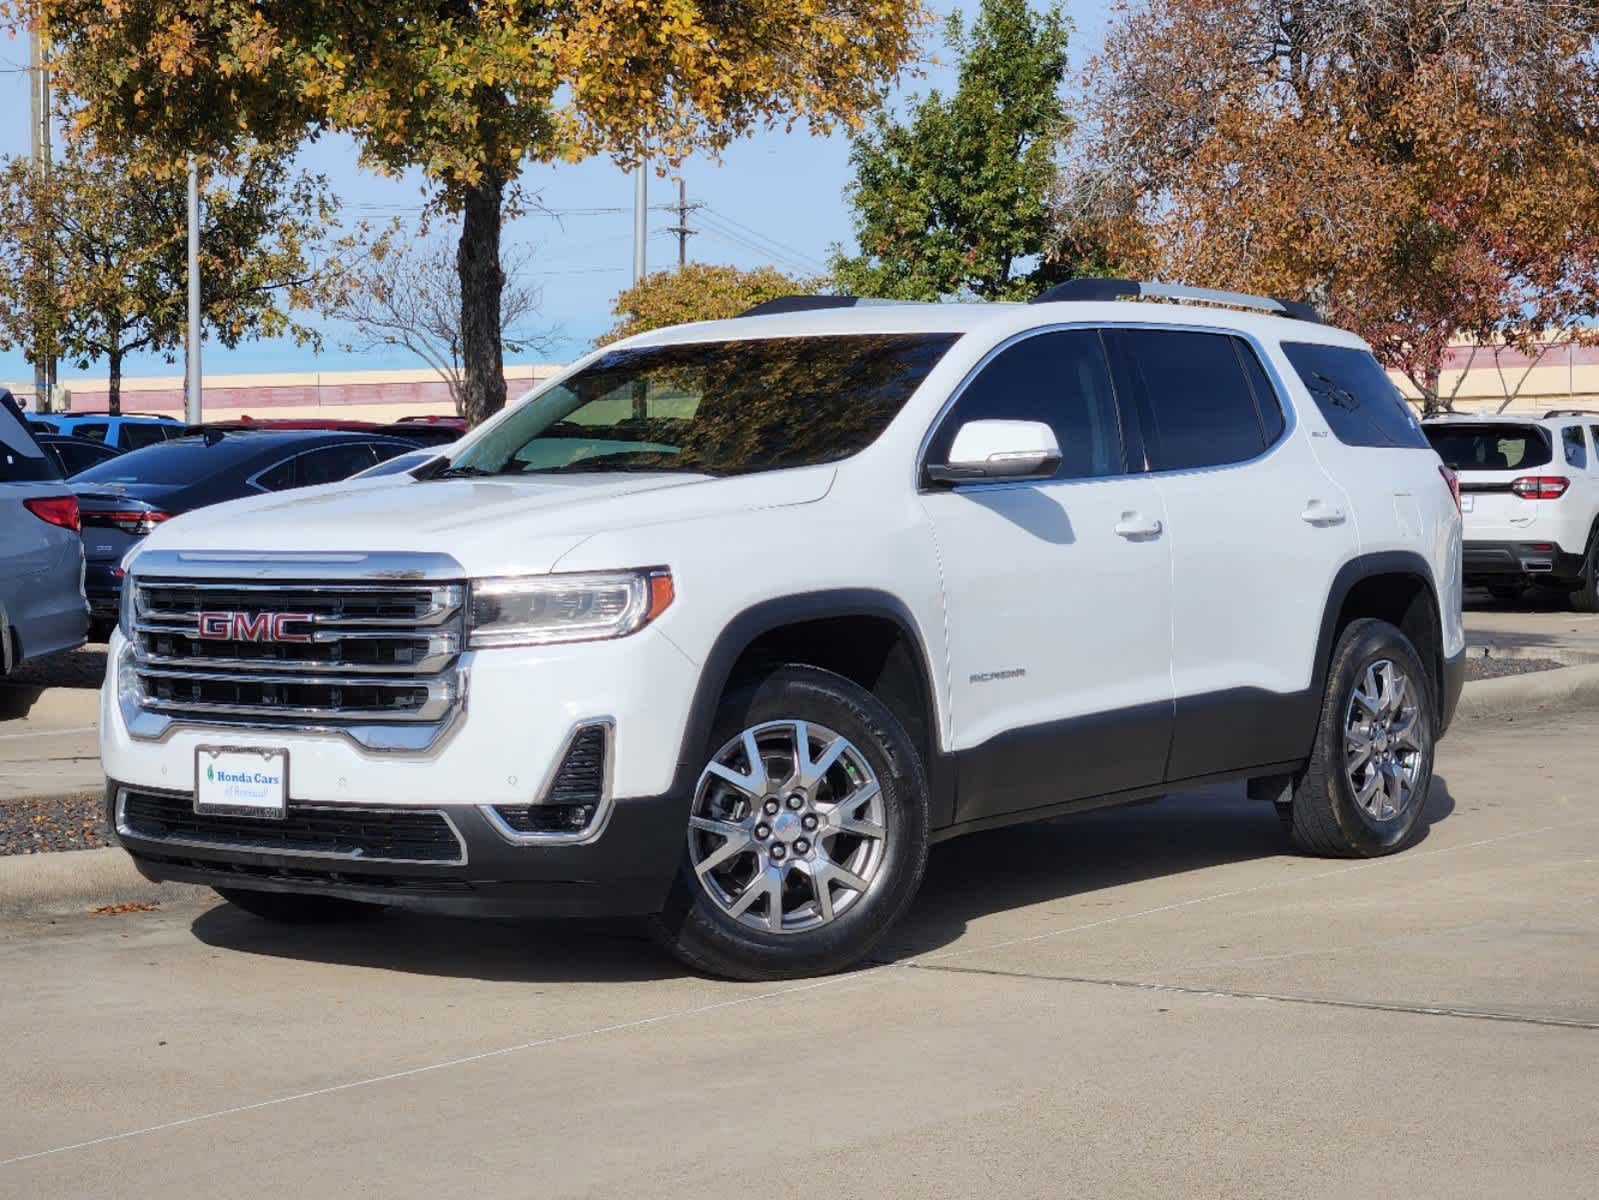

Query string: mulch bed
1463 655 1566 681
0 792 110 856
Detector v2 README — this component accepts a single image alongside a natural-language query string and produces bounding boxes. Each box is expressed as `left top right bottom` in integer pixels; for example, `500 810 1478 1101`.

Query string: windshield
1424 424 1552 471
452 333 960 478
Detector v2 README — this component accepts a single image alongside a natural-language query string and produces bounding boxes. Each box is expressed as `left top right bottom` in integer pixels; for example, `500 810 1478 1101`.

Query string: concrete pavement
1 708 1595 1199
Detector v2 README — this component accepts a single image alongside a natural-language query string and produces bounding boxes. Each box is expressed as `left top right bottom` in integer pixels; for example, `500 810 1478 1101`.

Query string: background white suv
1423 411 1599 609
103 280 1464 980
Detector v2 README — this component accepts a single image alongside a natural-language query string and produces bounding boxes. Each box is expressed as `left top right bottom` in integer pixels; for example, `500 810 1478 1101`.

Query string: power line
700 205 830 274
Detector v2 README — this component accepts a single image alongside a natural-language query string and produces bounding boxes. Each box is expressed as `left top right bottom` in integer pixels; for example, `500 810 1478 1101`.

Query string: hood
133 467 836 575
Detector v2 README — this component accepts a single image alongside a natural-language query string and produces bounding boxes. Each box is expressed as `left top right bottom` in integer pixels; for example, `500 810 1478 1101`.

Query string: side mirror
926 419 1062 485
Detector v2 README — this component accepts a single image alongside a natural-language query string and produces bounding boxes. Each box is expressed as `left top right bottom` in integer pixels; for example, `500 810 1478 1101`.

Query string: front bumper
110 782 687 917
1462 540 1585 582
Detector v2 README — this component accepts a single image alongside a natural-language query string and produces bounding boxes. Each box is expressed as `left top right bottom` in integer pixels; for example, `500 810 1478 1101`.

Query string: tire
1284 618 1436 858
650 665 930 981
215 887 383 924
1485 583 1524 603
1569 532 1599 612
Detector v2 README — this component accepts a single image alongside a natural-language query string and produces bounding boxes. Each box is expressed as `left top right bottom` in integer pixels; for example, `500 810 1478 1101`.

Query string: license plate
1461 494 1474 513
195 746 288 819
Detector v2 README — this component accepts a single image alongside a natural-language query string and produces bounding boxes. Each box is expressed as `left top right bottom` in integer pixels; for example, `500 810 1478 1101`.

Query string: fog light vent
489 721 612 842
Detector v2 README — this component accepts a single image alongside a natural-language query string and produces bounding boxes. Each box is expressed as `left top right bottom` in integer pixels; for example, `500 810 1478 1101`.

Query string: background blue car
27 412 188 452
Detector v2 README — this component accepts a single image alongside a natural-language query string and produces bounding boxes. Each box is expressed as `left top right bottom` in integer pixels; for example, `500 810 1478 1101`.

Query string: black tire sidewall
1318 620 1436 855
655 666 930 980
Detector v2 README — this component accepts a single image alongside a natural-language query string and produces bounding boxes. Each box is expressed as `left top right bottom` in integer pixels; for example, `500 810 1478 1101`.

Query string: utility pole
632 161 647 285
28 22 55 411
663 177 701 270
185 159 203 424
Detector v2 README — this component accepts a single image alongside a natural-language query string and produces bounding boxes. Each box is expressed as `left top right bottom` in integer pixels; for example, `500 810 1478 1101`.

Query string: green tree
831 0 1076 301
20 0 931 424
598 264 814 347
0 147 339 412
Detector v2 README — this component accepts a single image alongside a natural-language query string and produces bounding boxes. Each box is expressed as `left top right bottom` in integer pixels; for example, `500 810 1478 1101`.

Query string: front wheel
1284 618 1436 858
651 666 930 980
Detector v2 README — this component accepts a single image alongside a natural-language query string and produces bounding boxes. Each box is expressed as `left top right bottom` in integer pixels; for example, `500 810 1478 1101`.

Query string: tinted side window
925 329 1123 481
1563 426 1587 469
1110 329 1267 471
1280 343 1428 448
1235 339 1286 443
75 422 110 443
296 443 379 487
255 457 298 491
368 441 410 466
0 403 58 482
120 423 170 450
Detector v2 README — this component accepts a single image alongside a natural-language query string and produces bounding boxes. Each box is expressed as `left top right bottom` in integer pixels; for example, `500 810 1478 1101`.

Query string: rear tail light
81 509 170 535
1438 464 1460 513
22 495 81 533
1510 476 1569 500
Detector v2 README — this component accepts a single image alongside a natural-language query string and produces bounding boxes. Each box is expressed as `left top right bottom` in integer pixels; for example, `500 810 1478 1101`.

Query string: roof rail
1543 409 1599 420
48 410 182 420
1031 278 1324 324
739 295 862 317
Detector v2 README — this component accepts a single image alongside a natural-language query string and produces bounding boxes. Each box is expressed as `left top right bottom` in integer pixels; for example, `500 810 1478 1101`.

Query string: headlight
118 572 137 640
467 569 674 648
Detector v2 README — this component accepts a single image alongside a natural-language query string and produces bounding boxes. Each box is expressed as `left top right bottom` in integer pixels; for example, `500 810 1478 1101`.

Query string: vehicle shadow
879 776 1455 962
189 777 1457 984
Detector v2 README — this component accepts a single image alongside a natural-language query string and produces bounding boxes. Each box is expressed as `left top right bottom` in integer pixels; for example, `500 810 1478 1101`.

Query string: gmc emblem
196 611 313 643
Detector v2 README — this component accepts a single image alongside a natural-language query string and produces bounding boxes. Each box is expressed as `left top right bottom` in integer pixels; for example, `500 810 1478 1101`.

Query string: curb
1452 661 1599 722
0 846 208 919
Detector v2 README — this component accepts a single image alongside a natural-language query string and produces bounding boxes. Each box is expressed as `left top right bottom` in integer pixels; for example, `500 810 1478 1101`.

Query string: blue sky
0 1 1112 380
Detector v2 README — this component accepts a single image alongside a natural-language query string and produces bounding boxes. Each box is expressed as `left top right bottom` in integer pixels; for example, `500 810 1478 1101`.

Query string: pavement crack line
4 813 1595 1170
896 962 1599 1031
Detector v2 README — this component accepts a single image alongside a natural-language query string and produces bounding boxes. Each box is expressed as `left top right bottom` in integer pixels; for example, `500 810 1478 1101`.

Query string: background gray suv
1 389 87 676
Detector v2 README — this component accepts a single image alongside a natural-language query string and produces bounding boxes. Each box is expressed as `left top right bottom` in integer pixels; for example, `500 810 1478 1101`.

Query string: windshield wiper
430 463 496 479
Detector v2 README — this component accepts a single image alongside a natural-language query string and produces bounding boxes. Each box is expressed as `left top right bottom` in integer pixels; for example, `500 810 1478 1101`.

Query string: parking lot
2 700 1596 1199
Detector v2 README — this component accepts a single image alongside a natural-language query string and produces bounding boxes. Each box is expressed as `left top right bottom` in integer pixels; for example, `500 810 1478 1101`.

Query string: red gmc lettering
195 612 312 643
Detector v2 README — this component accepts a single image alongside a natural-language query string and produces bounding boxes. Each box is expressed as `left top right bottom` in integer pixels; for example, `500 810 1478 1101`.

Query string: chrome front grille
123 563 468 752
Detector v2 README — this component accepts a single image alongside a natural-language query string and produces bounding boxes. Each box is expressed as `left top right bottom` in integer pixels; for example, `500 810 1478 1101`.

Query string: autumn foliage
15 0 932 424
599 264 816 346
1080 0 1599 409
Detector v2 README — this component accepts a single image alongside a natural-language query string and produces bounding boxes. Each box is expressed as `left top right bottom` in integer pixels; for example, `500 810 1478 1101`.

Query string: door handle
1301 499 1347 526
1114 511 1163 539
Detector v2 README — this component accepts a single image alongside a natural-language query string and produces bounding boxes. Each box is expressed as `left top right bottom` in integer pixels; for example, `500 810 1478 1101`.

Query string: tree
20 0 932 425
0 147 338 412
326 237 553 418
598 264 814 346
830 0 1077 301
1082 0 1599 412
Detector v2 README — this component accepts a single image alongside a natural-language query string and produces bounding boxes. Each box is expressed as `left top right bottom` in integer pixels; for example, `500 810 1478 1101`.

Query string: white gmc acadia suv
103 280 1465 980
1422 411 1599 609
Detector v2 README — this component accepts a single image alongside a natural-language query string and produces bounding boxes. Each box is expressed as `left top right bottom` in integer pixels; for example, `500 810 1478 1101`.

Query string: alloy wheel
1343 659 1426 822
688 719 888 934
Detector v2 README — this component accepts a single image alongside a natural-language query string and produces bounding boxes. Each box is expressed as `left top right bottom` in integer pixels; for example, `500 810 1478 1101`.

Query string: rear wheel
1284 618 1435 858
1569 533 1599 612
215 888 382 924
651 666 930 980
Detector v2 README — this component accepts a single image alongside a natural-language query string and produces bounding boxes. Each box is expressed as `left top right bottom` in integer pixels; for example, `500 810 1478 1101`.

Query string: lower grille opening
120 790 464 864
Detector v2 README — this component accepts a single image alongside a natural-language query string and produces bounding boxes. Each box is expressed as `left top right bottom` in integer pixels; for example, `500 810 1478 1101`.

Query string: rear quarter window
1280 343 1429 449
